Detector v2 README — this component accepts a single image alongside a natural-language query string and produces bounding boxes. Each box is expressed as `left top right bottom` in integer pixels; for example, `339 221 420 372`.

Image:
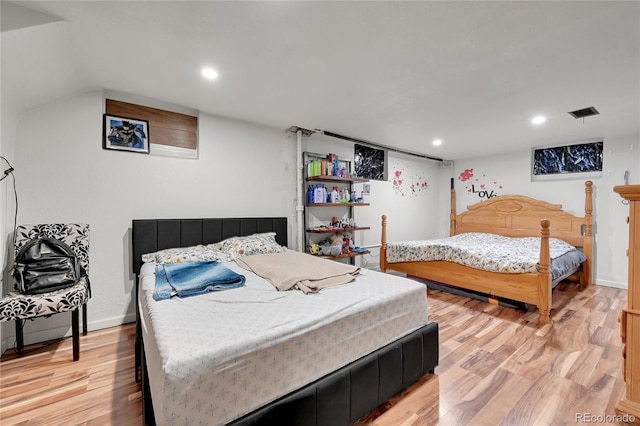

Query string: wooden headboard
448 180 593 286
450 181 593 248
131 217 288 275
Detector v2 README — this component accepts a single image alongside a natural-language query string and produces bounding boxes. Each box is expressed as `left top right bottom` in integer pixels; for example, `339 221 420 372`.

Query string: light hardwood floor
0 282 630 425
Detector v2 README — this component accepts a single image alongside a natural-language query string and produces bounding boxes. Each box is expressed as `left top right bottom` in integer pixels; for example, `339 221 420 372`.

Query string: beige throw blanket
235 251 360 293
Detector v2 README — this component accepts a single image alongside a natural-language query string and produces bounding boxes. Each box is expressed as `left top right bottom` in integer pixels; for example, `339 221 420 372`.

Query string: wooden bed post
450 186 457 236
380 215 388 272
582 180 593 287
538 219 552 324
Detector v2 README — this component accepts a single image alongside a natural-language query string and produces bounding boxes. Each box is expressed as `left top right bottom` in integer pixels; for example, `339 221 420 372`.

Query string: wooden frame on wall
106 99 198 149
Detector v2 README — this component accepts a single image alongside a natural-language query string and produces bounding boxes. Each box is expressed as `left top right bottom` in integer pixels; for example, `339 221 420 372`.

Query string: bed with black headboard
132 217 438 425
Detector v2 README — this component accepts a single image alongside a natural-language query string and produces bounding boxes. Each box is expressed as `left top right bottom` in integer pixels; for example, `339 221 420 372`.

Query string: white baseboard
1 338 11 356
89 312 137 330
594 279 628 289
359 243 382 249
0 312 136 356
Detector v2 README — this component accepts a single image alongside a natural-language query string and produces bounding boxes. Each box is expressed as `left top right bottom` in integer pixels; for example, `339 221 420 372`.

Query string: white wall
0 110 18 354
1 90 297 352
452 135 639 288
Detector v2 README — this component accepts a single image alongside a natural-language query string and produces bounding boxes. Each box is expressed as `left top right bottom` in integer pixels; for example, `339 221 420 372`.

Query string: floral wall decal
390 164 430 197
458 168 503 199
459 168 474 182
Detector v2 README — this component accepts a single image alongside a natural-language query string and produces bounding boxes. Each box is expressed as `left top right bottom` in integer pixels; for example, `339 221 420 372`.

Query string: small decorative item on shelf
331 187 339 203
339 188 349 203
328 153 338 177
342 232 355 253
321 241 332 255
329 234 343 256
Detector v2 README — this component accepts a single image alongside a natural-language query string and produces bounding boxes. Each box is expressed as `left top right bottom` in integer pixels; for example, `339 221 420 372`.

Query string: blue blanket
153 261 246 301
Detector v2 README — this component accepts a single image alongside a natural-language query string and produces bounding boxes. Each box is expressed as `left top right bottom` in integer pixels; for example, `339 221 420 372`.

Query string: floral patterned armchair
0 224 90 361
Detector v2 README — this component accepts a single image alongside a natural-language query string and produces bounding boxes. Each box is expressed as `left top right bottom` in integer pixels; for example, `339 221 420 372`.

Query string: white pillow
142 244 222 264
208 232 286 260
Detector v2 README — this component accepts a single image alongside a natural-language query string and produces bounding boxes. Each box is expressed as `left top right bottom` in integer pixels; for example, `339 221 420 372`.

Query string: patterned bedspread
386 232 583 274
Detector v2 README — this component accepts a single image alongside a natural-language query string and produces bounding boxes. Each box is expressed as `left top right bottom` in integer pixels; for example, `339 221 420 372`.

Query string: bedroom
1 1 639 425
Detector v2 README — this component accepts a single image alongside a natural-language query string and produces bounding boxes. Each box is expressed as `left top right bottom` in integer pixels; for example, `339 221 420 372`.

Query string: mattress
139 259 429 425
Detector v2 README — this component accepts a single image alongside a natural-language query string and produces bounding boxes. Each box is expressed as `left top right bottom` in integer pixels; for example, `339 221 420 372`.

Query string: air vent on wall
568 106 599 119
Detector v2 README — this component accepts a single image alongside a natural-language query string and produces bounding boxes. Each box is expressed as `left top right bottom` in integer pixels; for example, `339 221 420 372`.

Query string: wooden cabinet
614 184 640 421
304 152 370 262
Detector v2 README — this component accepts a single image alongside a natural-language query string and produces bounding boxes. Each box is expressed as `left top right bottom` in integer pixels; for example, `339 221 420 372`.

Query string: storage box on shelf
304 152 370 263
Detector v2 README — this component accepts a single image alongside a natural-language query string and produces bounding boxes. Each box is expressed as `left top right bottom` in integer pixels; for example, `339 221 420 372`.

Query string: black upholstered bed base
141 322 438 426
132 217 439 425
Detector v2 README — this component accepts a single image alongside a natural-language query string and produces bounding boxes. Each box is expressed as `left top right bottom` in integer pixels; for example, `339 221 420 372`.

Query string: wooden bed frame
381 181 593 324
132 217 439 425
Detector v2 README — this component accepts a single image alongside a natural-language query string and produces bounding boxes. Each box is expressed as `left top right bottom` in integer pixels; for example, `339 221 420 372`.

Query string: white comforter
139 259 428 425
386 232 581 274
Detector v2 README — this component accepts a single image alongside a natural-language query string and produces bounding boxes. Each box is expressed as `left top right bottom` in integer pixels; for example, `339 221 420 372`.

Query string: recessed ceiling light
201 67 219 80
432 139 442 146
531 116 546 125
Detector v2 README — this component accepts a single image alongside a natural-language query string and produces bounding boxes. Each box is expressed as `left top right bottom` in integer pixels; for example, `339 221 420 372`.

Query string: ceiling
2 1 639 160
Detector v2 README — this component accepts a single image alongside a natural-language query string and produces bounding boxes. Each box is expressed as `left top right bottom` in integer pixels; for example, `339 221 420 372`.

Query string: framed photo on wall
103 114 150 153
532 140 603 180
354 143 386 180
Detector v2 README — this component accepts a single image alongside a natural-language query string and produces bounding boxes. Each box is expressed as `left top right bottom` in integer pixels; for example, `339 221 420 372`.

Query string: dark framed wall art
354 143 386 180
532 141 603 180
103 114 150 154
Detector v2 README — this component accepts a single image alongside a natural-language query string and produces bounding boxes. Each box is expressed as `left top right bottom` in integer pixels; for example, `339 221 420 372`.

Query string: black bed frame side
229 322 438 426
132 217 439 426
